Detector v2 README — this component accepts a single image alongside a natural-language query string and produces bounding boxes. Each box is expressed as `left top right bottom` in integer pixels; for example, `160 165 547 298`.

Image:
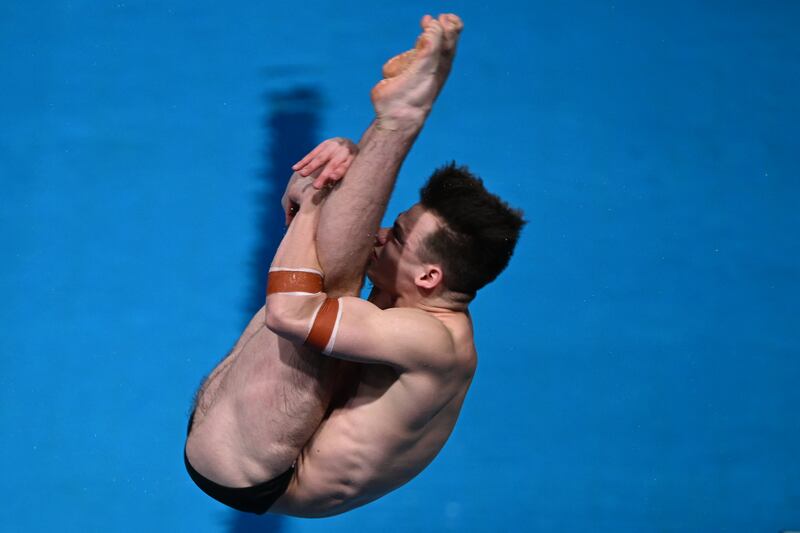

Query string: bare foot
382 15 463 87
382 49 417 79
434 13 464 97
370 16 446 130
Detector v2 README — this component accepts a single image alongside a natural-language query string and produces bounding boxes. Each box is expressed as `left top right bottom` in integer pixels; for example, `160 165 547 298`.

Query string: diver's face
367 204 440 295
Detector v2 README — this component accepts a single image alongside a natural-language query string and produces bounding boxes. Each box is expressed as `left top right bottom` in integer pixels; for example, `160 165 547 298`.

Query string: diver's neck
367 287 395 309
395 291 469 314
369 286 470 314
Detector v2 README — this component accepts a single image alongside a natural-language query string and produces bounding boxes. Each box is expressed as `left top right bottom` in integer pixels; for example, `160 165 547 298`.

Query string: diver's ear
415 264 443 290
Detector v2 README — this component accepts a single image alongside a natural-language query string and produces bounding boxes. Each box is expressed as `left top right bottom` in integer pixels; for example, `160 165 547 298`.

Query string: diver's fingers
292 142 329 171
298 143 339 176
292 149 318 171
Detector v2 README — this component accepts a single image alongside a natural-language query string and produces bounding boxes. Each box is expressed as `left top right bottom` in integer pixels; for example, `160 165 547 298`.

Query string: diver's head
367 162 525 304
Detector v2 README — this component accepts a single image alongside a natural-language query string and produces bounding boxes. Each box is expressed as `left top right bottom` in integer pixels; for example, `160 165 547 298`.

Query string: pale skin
268 199 478 517
185 13 467 516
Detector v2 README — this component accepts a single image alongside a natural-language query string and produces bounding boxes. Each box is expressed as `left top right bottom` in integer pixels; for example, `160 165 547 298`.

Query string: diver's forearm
269 203 323 276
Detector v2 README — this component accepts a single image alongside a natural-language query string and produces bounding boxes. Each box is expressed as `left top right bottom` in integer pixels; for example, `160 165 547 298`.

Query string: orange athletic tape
305 298 339 353
267 270 323 295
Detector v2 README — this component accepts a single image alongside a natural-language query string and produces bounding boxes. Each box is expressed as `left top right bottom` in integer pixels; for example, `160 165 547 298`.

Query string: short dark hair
418 162 525 298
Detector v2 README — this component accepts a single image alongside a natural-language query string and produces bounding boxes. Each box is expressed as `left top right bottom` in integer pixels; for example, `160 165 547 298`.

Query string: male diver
185 13 524 516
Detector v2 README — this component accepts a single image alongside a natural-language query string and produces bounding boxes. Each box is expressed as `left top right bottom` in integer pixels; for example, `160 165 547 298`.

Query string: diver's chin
365 268 387 292
365 269 378 286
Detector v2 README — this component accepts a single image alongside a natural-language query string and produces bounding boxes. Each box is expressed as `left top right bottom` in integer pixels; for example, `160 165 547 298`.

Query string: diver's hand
292 137 358 189
281 170 334 226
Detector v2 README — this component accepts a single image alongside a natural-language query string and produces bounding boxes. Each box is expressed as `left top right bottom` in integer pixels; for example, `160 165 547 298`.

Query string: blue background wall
1 1 798 531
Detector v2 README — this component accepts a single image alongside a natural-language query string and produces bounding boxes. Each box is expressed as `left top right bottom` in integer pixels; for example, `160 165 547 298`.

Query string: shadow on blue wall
229 86 323 532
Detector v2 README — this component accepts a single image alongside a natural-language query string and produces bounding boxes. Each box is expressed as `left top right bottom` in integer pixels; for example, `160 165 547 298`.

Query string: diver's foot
371 16 445 130
382 49 417 79
434 13 463 96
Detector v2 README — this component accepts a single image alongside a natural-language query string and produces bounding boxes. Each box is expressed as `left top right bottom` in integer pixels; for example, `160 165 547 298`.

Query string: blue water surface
1 1 798 532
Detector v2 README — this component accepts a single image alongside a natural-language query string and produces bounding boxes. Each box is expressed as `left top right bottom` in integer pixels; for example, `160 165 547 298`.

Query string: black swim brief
184 410 294 515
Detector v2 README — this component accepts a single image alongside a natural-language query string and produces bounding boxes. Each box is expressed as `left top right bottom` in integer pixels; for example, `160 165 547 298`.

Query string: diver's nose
375 227 390 246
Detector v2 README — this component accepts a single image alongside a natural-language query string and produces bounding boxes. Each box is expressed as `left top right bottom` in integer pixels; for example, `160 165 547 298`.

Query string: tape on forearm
305 298 342 355
267 267 323 295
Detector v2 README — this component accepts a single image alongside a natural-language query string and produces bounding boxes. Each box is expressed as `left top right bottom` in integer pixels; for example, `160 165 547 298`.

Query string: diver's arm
267 292 455 372
265 200 454 372
270 193 324 275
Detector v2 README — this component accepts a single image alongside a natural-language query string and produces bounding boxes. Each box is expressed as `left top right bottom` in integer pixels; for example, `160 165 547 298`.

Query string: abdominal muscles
285 363 470 517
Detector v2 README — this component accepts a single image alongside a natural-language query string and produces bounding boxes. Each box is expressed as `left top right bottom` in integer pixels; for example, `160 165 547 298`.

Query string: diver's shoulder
425 309 477 376
381 306 458 368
